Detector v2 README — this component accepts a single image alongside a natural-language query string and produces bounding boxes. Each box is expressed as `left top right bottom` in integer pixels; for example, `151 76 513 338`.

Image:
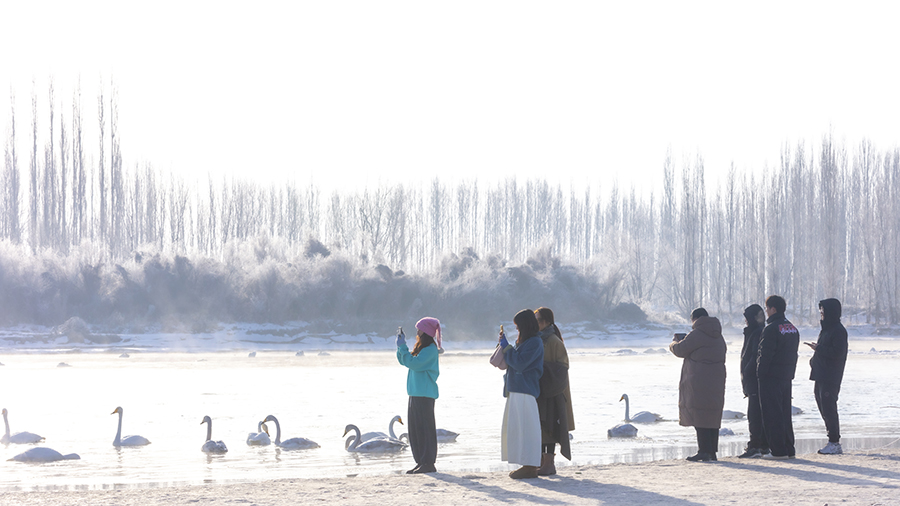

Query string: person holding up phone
396 317 442 474
808 298 848 455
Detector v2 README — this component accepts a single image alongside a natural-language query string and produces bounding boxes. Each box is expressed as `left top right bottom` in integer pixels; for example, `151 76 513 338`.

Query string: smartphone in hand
674 333 686 341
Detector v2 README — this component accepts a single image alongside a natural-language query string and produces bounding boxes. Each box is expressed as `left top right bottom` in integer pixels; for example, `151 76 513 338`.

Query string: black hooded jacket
809 298 848 384
740 305 765 395
757 311 799 381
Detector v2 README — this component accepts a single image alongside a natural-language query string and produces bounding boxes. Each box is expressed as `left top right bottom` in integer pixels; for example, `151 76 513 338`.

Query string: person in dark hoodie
805 298 848 455
669 307 727 462
757 295 800 460
738 304 769 458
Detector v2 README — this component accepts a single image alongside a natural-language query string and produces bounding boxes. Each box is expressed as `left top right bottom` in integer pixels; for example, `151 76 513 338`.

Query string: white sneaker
818 442 843 455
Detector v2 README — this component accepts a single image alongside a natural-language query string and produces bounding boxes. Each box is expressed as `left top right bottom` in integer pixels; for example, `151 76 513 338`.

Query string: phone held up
674 332 687 342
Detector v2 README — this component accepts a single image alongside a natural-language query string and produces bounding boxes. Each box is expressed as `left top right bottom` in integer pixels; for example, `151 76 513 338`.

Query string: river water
1 340 899 491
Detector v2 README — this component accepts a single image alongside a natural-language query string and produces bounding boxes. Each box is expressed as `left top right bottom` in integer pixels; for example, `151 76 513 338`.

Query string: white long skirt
501 392 541 466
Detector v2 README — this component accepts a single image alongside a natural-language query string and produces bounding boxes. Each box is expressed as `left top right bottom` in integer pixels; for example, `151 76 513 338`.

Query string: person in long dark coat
806 298 848 455
669 307 727 462
738 304 769 458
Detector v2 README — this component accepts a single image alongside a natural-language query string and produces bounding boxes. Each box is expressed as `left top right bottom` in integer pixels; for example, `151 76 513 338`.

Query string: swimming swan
111 407 151 447
343 424 406 453
2 408 44 445
8 447 80 462
262 415 319 450
200 416 228 454
247 421 271 446
620 394 663 423
398 428 459 444
721 410 746 419
608 423 639 438
346 415 404 448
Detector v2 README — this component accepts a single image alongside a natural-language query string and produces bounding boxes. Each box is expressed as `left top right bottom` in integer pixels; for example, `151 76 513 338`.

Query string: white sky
2 1 899 195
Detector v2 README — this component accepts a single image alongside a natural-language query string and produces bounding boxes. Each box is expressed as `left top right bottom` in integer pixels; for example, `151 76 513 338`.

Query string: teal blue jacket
397 342 440 399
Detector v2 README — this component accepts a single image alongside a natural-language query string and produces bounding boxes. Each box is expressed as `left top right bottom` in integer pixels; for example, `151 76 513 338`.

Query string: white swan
2 408 44 445
620 394 663 423
343 424 407 453
346 415 404 448
111 407 151 447
436 428 459 443
8 447 80 462
398 429 459 444
246 421 271 446
791 405 803 415
607 423 638 438
722 410 746 419
262 415 319 450
200 416 228 454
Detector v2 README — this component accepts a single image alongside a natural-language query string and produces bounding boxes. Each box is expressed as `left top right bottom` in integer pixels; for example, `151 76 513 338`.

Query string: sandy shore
2 448 899 505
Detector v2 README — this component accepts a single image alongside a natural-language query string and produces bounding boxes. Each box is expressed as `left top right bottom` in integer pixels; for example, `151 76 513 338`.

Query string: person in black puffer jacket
757 295 799 459
806 298 848 455
738 304 768 458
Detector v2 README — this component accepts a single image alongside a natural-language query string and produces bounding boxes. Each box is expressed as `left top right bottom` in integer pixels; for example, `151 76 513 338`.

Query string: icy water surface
1 341 899 491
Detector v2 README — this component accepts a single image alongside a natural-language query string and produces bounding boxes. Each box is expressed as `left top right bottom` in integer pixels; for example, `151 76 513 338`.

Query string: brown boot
509 465 539 479
538 453 556 476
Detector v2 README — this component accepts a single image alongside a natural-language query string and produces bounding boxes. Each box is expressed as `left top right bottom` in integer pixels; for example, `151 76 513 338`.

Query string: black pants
758 377 795 457
695 427 719 455
747 393 768 451
408 396 437 466
814 381 841 443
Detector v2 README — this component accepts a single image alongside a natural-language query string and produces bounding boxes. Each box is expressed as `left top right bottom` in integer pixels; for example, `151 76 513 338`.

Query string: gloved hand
396 328 406 347
499 332 509 349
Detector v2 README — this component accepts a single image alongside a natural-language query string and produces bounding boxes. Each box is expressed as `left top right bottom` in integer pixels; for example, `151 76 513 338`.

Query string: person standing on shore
396 317 441 474
738 304 769 458
806 298 849 455
499 309 544 479
669 307 727 462
534 307 573 476
757 295 800 460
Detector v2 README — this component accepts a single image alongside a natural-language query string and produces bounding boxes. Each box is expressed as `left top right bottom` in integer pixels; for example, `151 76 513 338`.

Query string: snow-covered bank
2 319 899 354
2 448 898 506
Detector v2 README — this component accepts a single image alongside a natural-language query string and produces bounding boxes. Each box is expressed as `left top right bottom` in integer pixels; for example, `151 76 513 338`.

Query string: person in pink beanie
396 317 442 473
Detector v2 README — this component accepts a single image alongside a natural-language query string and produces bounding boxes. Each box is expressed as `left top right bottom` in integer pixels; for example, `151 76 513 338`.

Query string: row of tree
3 85 900 326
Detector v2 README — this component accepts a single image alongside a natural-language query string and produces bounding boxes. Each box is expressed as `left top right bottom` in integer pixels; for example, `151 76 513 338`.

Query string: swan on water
607 423 639 438
343 424 406 453
345 415 404 448
119 353 130 358
111 407 151 447
8 447 80 463
791 406 803 415
248 351 256 357
721 410 746 419
200 416 228 454
2 408 44 445
620 394 663 423
398 428 459 444
719 428 735 436
246 421 271 446
262 415 319 450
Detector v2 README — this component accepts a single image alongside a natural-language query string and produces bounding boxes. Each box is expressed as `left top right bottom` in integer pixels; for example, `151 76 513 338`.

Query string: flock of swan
3 407 458 463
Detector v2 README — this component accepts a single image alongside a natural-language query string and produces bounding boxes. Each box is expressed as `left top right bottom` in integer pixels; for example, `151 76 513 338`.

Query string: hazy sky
2 1 899 194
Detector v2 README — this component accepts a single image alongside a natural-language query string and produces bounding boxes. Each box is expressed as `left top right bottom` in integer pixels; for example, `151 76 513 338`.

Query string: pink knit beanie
415 317 442 349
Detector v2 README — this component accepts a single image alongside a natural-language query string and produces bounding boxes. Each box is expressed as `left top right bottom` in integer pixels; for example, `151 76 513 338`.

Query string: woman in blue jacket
396 317 441 474
500 309 544 479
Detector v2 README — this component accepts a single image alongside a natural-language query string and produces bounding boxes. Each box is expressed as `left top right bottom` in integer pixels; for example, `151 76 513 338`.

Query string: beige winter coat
669 316 727 429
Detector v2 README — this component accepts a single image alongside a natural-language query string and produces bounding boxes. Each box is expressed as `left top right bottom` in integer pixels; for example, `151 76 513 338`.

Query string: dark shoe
509 465 539 479
762 454 789 460
406 464 421 474
710 453 717 461
738 447 763 459
537 453 556 476
686 452 713 462
412 464 436 474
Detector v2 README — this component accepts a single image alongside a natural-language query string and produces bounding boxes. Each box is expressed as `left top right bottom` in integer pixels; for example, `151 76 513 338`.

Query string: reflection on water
0 348 898 491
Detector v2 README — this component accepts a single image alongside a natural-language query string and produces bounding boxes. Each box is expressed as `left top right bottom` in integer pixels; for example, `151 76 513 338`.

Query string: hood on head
743 304 764 325
819 298 842 321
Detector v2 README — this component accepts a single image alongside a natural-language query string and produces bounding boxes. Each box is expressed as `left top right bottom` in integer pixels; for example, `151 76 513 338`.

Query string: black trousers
747 393 768 451
758 377 795 457
408 396 437 466
695 427 719 455
814 381 841 443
